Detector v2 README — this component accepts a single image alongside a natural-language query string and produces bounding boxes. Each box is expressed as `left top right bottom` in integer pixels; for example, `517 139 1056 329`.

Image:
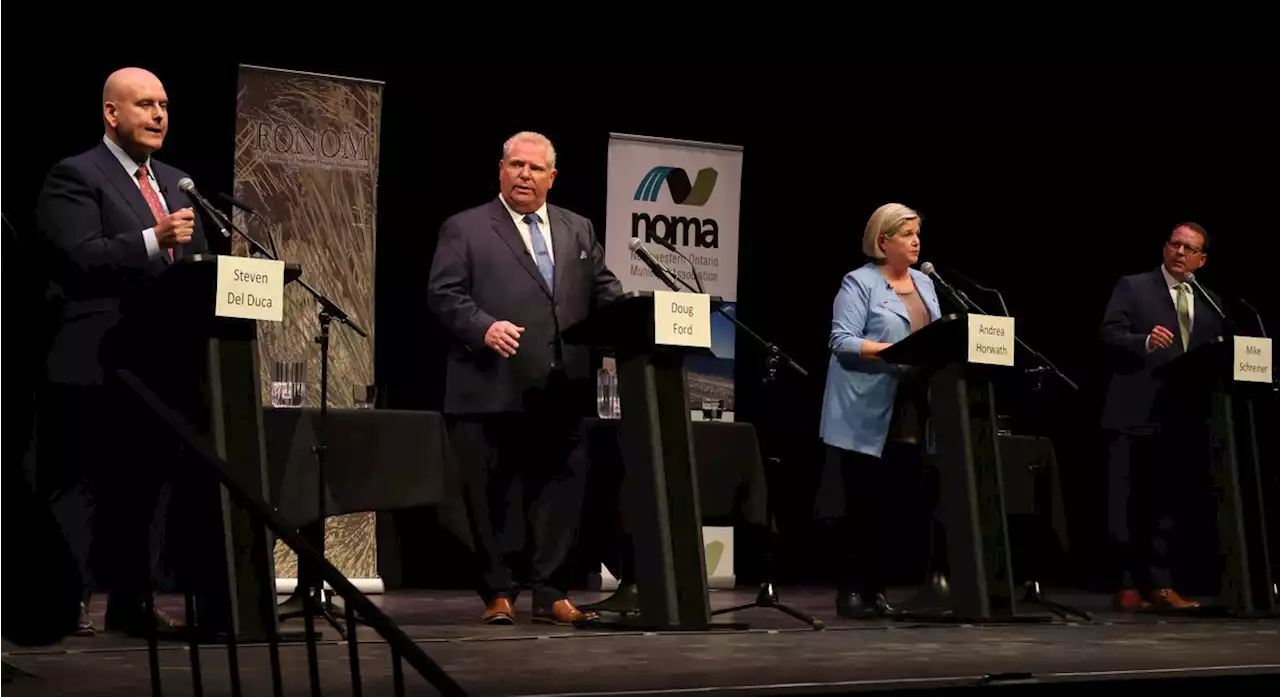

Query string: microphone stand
194 199 366 640
639 253 822 629
942 269 1088 622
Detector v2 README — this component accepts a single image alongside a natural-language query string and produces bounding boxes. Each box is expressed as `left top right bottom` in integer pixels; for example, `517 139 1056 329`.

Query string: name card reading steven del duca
216 256 285 322
968 314 1015 366
1233 335 1272 383
653 290 711 348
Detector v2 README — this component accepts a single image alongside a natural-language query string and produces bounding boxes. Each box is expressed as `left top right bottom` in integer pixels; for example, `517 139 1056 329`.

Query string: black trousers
1107 430 1202 591
447 379 590 608
37 380 220 608
837 441 947 595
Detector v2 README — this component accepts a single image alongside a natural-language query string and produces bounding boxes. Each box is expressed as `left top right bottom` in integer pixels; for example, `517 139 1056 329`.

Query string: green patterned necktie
1176 283 1193 350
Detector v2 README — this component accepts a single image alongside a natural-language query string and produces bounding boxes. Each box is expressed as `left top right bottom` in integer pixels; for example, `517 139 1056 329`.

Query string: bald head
103 67 169 161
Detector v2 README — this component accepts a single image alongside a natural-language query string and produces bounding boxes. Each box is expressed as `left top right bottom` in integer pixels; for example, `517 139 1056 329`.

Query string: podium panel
565 291 721 630
1158 336 1275 615
125 254 301 639
881 313 1019 621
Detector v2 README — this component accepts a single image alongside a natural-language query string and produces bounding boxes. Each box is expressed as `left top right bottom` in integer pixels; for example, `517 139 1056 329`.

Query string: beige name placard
654 290 711 348
1233 336 1273 383
216 255 285 322
968 314 1015 366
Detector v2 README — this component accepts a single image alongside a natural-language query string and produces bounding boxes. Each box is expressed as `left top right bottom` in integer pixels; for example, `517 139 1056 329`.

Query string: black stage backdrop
6 60 1277 594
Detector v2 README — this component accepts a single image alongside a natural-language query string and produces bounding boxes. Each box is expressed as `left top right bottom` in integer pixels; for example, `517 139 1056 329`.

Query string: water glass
353 384 377 409
700 398 724 421
596 368 621 419
270 360 307 407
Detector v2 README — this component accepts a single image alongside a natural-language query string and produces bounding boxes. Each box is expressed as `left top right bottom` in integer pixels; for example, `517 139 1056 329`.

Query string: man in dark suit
428 131 624 625
1099 222 1223 612
35 67 208 637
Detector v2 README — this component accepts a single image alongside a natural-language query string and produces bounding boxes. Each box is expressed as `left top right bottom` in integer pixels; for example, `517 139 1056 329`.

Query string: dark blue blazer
427 198 624 414
1098 266 1224 434
35 141 209 386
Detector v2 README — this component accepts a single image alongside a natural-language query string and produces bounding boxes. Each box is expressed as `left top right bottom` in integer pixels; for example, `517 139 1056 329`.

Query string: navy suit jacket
35 141 209 386
1098 266 1224 434
427 198 624 414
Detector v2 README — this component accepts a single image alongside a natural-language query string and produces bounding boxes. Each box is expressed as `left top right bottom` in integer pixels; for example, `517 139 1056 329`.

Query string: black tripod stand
180 185 368 638
277 297 368 639
709 347 823 630
927 265 1090 623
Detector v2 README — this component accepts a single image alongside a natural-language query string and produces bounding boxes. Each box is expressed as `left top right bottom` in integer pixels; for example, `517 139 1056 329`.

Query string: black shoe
104 595 185 640
73 602 96 637
836 591 877 619
871 592 898 617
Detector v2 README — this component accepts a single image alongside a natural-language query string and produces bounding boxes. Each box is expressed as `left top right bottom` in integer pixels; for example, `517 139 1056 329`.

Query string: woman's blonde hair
861 203 920 260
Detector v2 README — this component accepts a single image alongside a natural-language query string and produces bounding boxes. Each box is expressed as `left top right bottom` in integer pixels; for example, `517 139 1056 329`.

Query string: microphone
948 267 1010 317
1236 297 1268 338
1186 273 1229 322
643 235 705 294
177 177 230 239
920 261 976 313
216 191 260 218
179 177 276 260
629 238 684 292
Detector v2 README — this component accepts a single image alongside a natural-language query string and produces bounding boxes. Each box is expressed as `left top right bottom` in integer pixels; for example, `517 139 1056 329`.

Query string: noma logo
633 166 718 206
631 165 720 249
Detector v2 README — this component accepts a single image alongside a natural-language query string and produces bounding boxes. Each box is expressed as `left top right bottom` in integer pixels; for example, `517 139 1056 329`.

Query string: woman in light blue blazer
819 203 943 619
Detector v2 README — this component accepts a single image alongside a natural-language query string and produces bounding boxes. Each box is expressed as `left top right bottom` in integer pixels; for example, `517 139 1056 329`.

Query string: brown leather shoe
481 597 515 625
532 599 598 626
1115 589 1152 612
1149 588 1201 611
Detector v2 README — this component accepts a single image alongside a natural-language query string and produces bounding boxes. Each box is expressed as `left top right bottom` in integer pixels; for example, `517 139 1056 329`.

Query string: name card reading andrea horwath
216 255 285 322
1233 336 1272 383
968 314 1015 366
653 290 711 348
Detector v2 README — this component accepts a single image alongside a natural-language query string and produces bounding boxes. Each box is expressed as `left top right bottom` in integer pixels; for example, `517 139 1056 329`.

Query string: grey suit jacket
427 198 625 414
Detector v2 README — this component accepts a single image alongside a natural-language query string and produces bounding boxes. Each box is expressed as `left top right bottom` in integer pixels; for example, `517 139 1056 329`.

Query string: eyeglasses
1166 240 1204 255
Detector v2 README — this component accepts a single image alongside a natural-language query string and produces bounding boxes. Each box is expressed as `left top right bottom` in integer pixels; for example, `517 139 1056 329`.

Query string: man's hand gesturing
485 320 524 358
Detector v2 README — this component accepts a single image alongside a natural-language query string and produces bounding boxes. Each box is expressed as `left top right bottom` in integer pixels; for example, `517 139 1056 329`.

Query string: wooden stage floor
5 587 1279 696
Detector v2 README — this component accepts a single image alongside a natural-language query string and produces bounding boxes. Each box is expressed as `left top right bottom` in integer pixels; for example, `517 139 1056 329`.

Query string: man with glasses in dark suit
1099 222 1223 612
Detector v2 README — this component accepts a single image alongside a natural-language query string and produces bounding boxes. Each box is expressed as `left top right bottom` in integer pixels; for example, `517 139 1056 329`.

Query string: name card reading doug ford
216 255 285 322
968 314 1015 367
654 290 711 348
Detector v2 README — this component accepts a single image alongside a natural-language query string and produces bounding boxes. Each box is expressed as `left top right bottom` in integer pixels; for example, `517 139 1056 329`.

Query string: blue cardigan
819 263 943 458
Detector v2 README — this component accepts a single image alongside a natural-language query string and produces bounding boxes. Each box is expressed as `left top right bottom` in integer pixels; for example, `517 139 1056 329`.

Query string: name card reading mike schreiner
216 255 284 322
1233 336 1272 384
653 290 711 348
967 314 1015 366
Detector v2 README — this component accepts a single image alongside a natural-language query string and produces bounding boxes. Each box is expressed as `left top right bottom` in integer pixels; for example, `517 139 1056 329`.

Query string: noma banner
232 64 383 588
605 133 742 413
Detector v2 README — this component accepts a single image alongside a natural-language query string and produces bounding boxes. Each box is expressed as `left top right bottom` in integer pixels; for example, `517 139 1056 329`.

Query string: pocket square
579 250 587 259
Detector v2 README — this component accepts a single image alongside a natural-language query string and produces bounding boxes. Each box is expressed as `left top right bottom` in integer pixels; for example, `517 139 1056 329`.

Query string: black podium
563 290 724 630
1157 336 1276 616
122 253 301 640
880 313 1024 622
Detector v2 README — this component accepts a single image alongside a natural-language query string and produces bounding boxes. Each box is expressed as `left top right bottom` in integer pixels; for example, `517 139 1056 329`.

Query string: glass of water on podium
596 367 620 419
270 360 306 407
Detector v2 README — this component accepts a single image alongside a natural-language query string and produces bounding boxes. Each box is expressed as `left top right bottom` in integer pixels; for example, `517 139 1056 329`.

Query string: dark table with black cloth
260 409 769 589
575 418 770 584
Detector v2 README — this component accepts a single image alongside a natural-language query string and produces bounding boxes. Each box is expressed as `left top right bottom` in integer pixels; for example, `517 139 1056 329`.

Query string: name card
653 290 710 348
1233 336 1273 383
968 314 1015 366
216 255 284 322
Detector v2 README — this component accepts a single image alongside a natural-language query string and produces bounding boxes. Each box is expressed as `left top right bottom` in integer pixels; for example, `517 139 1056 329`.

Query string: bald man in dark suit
35 67 207 638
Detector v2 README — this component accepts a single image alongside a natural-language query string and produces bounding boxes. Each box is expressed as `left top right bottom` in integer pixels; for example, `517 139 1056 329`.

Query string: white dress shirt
102 135 169 260
1146 264 1195 352
497 194 554 264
